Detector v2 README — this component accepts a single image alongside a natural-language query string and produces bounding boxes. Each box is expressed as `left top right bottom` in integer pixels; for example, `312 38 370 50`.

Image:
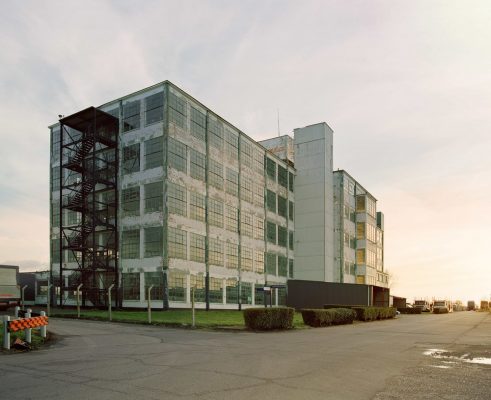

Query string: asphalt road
0 311 490 399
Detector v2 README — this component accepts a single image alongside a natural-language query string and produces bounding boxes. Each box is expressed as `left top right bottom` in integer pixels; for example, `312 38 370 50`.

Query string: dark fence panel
287 280 384 309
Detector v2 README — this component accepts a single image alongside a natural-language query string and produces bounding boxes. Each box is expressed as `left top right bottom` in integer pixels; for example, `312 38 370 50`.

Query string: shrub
243 307 294 330
332 308 357 325
301 308 356 327
301 309 334 327
398 307 422 314
351 307 396 321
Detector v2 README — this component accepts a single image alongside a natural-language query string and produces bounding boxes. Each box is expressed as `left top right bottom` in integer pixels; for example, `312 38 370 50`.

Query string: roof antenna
277 108 280 137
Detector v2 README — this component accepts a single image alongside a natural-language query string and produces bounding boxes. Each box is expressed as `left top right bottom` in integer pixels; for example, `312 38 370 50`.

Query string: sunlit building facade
333 170 388 287
48 81 294 309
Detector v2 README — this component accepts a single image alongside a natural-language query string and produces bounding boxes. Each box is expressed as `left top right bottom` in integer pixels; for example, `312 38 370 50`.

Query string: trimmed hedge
243 307 295 330
398 307 422 314
301 308 356 327
352 307 397 321
324 305 397 321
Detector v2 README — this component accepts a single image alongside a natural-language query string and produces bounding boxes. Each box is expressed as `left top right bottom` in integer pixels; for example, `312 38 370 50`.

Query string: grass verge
50 308 307 330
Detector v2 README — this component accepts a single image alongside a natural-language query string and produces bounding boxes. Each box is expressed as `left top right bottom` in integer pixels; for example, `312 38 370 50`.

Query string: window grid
144 136 163 170
144 227 163 258
209 237 223 266
225 129 239 159
209 119 224 150
226 278 238 304
123 100 140 132
254 150 264 174
167 182 187 217
190 191 205 222
254 183 264 207
240 138 253 169
288 172 294 192
122 187 140 216
266 253 276 275
190 149 205 181
209 277 223 304
145 92 163 125
289 201 294 221
225 205 238 232
278 226 287 248
240 212 253 238
190 233 205 263
240 177 253 204
208 198 223 228
123 144 140 174
254 217 264 240
277 195 287 218
169 270 186 302
266 221 276 244
190 107 206 141
241 247 253 271
225 168 239 196
254 251 264 273
278 256 288 277
278 165 288 188
289 259 294 278
144 181 163 213
289 231 294 251
209 159 224 190
123 273 140 300
168 138 187 173
169 92 187 129
226 242 238 269
144 272 163 300
121 230 140 259
267 190 276 213
266 158 276 181
168 227 187 259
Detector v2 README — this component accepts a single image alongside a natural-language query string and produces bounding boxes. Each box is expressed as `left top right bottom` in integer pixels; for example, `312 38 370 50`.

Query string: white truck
433 300 453 314
0 265 20 310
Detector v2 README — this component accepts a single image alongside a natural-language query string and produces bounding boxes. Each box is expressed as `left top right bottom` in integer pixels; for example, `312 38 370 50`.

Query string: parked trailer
0 265 20 310
480 300 489 311
467 301 476 311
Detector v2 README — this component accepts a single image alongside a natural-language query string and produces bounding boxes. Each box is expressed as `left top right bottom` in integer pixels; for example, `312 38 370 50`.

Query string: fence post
108 284 115 321
25 309 32 344
47 284 52 317
21 285 28 310
2 316 10 350
14 306 19 318
147 285 154 324
76 283 83 318
191 287 195 328
40 311 47 339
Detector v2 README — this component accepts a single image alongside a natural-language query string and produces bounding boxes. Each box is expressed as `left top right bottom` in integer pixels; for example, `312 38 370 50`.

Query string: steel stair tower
59 107 119 308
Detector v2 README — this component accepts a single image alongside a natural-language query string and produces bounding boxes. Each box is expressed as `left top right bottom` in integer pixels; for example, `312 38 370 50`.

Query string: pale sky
1 0 490 303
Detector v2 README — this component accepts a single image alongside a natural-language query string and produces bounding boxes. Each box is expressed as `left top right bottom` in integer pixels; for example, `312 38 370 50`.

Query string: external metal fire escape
59 107 119 308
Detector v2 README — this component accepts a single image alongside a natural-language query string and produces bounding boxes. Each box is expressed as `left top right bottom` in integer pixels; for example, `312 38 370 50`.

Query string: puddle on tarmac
424 349 491 366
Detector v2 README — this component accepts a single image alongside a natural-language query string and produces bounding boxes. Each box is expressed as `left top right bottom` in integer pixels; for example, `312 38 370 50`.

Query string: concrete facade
291 123 335 282
49 81 293 309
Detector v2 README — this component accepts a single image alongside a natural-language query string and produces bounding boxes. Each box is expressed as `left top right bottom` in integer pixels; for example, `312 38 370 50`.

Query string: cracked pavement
1 311 490 399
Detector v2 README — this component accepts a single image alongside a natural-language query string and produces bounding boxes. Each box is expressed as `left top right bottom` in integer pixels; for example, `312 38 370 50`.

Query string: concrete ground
0 311 489 400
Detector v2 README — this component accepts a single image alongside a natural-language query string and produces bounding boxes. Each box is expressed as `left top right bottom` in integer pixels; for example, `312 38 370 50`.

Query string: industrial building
49 81 293 309
333 170 388 287
48 80 387 309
